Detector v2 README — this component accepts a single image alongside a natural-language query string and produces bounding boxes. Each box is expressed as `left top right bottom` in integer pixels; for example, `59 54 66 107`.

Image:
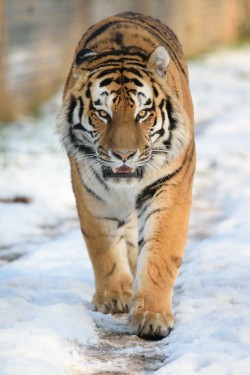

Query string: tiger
57 12 195 340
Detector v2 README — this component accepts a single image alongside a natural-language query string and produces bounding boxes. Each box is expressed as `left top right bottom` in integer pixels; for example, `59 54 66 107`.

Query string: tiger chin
57 12 195 340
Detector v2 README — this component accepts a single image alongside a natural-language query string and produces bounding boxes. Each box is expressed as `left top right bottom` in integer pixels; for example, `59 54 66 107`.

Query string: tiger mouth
102 166 143 178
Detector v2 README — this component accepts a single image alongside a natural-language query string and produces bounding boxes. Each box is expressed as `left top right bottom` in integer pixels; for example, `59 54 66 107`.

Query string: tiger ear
75 48 97 65
148 46 170 77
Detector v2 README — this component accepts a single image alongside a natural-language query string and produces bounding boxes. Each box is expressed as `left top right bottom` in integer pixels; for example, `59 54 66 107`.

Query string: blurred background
0 0 250 122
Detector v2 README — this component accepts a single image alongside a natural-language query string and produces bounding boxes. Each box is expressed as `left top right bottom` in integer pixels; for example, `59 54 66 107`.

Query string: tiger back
57 12 195 339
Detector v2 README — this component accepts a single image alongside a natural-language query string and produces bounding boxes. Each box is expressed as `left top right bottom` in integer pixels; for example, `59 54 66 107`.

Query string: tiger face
58 46 189 185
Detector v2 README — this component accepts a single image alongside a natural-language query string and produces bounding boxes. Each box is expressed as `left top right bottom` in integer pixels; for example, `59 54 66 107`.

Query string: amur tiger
57 12 195 340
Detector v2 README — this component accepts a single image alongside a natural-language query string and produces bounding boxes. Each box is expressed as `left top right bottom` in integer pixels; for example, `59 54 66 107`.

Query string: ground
0 46 250 375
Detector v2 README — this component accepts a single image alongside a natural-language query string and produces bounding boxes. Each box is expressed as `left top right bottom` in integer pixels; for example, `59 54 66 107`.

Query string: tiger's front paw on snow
129 310 174 340
92 290 132 314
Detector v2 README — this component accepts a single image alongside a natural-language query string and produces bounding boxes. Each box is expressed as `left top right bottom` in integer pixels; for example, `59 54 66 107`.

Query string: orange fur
57 12 195 339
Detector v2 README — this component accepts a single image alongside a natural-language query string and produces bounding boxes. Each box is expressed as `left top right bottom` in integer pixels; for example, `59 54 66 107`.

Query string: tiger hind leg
129 185 191 339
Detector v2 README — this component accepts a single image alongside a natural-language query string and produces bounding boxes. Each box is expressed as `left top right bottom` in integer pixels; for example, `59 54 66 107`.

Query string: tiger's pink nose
112 149 136 161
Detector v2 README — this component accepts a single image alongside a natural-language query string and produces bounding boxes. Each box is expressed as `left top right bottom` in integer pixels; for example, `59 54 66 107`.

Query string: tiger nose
111 149 136 161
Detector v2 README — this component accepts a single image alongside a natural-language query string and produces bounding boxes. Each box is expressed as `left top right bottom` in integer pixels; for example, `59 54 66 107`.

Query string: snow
1 45 250 374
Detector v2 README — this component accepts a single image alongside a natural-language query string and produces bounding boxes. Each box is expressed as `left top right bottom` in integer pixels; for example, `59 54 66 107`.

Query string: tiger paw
129 310 174 340
92 290 132 314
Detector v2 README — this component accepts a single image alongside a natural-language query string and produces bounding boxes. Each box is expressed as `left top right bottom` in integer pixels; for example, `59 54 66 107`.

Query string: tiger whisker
68 154 97 163
71 163 99 190
71 156 97 164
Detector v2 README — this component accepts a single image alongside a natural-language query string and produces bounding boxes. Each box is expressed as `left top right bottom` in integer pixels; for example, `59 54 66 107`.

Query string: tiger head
57 46 190 184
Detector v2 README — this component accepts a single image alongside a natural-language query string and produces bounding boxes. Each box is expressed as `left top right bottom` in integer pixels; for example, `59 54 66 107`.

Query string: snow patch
1 46 250 374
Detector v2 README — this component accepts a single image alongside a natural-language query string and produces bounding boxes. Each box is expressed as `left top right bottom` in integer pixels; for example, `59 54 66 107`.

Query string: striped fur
57 12 195 339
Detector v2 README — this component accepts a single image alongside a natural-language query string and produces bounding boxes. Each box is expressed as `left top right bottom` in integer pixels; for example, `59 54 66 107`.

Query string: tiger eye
98 110 108 118
138 110 147 118
96 109 111 123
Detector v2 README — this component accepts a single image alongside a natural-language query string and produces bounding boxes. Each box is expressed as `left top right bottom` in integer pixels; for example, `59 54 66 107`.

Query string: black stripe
179 142 195 181
153 86 159 97
114 77 121 84
163 98 175 148
82 182 104 201
126 88 137 95
153 188 169 199
100 78 114 87
138 92 146 98
67 95 77 124
125 67 143 77
138 238 143 248
73 123 95 138
159 99 165 130
137 203 148 219
69 126 94 150
136 167 183 210
78 143 96 156
75 164 103 201
86 82 92 98
151 128 165 138
132 78 143 87
92 169 109 191
163 136 172 150
152 117 157 128
97 68 119 78
78 97 84 119
143 207 167 225
73 123 83 131
88 116 96 128
123 76 143 87
138 236 160 253
85 21 117 46
89 62 121 74
110 89 121 95
69 126 80 148
166 97 177 130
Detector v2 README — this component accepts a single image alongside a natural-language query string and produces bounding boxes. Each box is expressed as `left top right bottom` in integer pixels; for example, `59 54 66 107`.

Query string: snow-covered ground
1 45 250 375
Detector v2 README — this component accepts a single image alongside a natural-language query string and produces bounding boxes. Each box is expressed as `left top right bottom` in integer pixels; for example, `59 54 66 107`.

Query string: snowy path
1 46 250 375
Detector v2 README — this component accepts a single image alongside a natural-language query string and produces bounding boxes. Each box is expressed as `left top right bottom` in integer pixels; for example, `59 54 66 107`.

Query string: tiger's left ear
75 48 97 65
148 46 170 77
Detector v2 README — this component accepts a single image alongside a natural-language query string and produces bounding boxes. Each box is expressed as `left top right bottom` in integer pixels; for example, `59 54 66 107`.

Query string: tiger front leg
130 185 192 339
90 235 134 314
71 164 134 314
83 217 134 314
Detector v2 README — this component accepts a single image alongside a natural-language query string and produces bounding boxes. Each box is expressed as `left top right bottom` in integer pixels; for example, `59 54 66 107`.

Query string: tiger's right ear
75 48 97 65
148 46 170 78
